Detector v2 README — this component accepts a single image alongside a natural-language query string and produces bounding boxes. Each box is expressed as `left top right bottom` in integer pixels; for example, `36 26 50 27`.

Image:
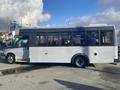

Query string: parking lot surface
0 59 120 90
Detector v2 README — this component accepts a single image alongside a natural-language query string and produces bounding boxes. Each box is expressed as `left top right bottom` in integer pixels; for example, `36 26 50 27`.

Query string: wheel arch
6 52 15 58
71 53 90 66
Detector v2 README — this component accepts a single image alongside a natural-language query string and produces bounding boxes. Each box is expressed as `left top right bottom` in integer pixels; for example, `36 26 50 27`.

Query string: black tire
6 54 15 64
74 56 86 68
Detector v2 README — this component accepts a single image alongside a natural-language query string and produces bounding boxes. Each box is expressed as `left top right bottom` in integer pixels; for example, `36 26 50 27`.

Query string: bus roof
19 26 115 34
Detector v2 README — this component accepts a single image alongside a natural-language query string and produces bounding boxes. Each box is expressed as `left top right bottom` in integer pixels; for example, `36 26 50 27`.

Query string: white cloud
67 0 120 29
99 0 120 10
0 0 51 30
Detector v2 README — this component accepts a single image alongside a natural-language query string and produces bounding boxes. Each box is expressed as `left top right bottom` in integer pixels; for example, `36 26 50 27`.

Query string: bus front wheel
6 54 15 64
74 56 87 68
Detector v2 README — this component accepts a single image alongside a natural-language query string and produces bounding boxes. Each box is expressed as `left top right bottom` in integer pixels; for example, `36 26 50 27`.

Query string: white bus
3 26 118 68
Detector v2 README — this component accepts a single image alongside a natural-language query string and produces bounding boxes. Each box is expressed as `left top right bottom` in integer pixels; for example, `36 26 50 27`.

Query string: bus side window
47 33 59 46
14 36 29 48
21 39 29 47
60 32 72 46
72 31 85 46
87 31 99 46
101 31 114 46
37 35 47 46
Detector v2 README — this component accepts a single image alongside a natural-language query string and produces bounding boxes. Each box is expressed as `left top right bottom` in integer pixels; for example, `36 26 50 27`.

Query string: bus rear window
100 30 114 46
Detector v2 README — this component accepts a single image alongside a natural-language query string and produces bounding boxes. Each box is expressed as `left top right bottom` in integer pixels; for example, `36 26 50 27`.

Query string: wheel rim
75 57 84 67
7 56 14 63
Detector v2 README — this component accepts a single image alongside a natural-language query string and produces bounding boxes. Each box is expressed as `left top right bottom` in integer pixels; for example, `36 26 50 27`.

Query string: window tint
60 32 72 46
101 31 114 46
72 31 85 46
35 30 114 47
47 33 59 46
14 36 29 47
37 33 47 46
87 31 99 46
37 33 59 46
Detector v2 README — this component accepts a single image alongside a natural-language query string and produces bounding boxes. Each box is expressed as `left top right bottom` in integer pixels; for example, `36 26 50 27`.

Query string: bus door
14 36 29 62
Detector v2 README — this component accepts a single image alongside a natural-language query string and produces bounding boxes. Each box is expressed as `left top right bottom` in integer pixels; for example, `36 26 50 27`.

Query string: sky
40 0 120 28
40 0 102 26
0 0 120 29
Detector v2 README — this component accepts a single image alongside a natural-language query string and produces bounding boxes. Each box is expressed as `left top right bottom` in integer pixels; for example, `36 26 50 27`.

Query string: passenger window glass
72 31 85 46
60 32 72 46
21 39 28 47
101 31 114 45
37 34 47 46
87 31 99 46
47 33 59 46
37 33 59 46
14 36 29 47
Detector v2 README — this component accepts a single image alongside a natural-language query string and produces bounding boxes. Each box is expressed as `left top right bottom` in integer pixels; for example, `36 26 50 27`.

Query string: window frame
36 32 47 46
14 36 29 48
59 31 72 46
32 29 115 47
100 30 115 46
47 32 60 46
72 31 86 46
86 30 100 46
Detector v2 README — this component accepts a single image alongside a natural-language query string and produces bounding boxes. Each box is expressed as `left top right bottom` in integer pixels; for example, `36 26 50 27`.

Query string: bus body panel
29 46 114 63
4 26 118 64
4 48 29 60
4 48 24 59
114 46 118 60
4 46 115 63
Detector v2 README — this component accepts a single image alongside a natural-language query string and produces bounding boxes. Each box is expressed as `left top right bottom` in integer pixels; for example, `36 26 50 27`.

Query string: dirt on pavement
0 61 120 90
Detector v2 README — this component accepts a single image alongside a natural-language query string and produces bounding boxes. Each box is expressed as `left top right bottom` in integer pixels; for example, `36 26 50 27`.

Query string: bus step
16 59 30 63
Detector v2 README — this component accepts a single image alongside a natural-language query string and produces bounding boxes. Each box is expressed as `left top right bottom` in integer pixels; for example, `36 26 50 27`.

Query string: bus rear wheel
74 56 86 68
6 54 15 64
